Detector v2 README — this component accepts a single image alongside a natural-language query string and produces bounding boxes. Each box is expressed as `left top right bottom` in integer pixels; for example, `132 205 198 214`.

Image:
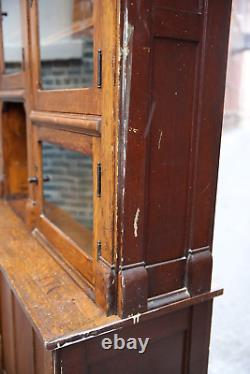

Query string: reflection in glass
1 0 23 74
42 143 93 256
38 0 94 90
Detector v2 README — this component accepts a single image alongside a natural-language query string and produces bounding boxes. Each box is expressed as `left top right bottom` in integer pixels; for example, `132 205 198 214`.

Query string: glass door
30 0 102 114
0 0 25 89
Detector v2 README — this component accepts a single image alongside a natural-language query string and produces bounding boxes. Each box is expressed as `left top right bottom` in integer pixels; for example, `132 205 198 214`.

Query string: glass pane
42 142 93 256
1 0 23 74
38 0 94 90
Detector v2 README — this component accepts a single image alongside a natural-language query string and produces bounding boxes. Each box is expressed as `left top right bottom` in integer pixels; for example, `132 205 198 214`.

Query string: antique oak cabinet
0 1 231 373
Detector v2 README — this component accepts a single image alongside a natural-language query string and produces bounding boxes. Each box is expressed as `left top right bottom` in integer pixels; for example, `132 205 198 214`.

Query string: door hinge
97 49 102 88
97 241 102 258
97 162 102 197
22 47 25 70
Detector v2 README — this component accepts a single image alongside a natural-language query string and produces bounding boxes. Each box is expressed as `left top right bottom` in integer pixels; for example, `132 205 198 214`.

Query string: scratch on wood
202 183 211 194
158 130 163 150
133 208 140 238
144 101 156 138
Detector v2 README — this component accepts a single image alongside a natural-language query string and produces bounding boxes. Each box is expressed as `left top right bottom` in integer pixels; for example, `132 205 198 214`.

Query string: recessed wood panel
153 0 202 13
145 37 198 265
146 259 186 298
89 332 185 374
152 8 202 41
0 275 16 374
13 298 35 374
57 309 189 373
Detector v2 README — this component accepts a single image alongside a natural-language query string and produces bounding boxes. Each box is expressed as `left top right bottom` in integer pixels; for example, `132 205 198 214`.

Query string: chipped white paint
121 274 125 288
158 130 163 150
132 313 141 324
50 299 176 351
119 3 135 253
129 127 139 133
60 360 63 374
133 208 140 238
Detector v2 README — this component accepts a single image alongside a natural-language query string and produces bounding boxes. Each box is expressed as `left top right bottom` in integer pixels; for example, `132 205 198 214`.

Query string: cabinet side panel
0 274 16 374
0 272 53 374
146 38 198 265
56 309 189 374
13 297 35 374
118 0 231 309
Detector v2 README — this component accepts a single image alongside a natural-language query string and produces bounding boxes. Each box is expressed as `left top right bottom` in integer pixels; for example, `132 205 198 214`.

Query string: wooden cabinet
0 1 232 373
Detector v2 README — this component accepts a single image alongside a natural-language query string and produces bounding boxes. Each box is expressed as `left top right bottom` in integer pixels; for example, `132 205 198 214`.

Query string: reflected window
1 0 23 74
38 0 94 90
42 142 93 256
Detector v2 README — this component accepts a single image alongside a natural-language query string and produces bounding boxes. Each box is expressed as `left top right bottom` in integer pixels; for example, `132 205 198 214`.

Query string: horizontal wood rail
0 89 25 101
30 110 101 136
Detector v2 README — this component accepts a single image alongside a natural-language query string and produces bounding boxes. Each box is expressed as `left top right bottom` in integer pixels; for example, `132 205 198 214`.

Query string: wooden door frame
29 0 102 115
32 124 102 287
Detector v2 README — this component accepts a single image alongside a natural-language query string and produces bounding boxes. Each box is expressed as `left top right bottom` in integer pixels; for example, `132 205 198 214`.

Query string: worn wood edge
33 228 95 302
95 257 116 316
147 287 190 310
117 264 148 318
46 288 223 351
37 214 94 285
0 89 25 101
30 110 101 136
0 201 118 349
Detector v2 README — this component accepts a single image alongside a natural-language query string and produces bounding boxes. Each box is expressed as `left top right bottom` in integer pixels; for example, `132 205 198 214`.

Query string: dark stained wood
117 0 232 315
152 8 202 41
154 0 202 12
0 0 232 372
0 274 16 374
0 272 54 374
54 304 212 374
146 259 186 298
13 297 35 374
145 36 197 265
34 335 54 374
